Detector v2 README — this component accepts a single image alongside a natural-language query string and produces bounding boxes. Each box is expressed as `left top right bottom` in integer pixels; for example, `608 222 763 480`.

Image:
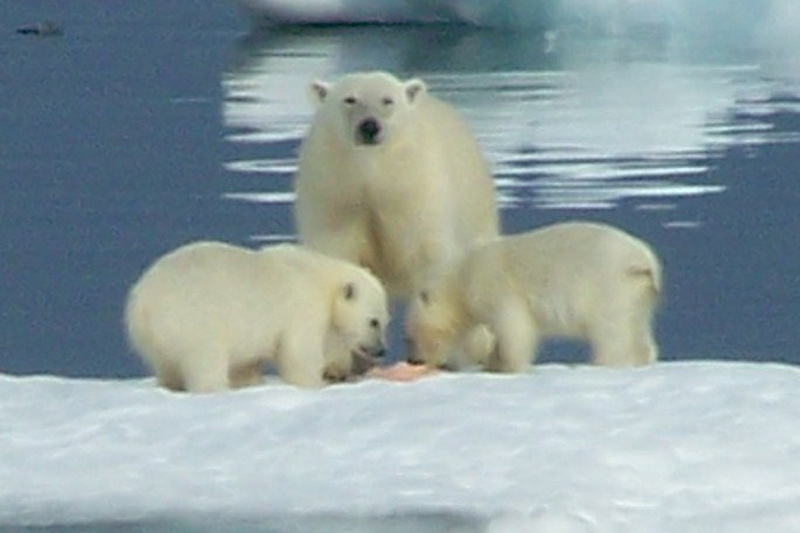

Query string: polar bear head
405 287 461 368
330 269 389 371
309 71 427 147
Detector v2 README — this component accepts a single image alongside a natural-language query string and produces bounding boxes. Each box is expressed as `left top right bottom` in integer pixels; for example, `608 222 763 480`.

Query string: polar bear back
126 243 321 369
463 222 661 337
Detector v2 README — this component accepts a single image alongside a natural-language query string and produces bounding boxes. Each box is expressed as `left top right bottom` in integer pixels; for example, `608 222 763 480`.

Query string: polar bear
294 71 498 298
405 222 661 372
125 242 388 392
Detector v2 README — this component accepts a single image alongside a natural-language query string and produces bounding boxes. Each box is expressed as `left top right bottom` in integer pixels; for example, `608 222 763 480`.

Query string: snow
2 362 800 531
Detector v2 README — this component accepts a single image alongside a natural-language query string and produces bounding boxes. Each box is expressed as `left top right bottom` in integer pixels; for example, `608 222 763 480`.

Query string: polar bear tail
124 287 150 360
628 248 663 301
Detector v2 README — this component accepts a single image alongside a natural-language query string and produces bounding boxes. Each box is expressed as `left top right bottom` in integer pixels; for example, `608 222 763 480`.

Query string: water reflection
222 26 799 231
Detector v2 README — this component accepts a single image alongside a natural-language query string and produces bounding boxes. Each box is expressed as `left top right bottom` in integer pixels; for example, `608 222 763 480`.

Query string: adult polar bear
294 71 498 298
125 243 388 392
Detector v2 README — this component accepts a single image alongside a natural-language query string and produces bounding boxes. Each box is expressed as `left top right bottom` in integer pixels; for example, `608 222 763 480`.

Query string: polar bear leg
487 298 537 373
277 331 327 387
179 351 230 393
460 324 496 369
589 306 656 367
229 362 265 389
625 309 658 365
152 359 185 391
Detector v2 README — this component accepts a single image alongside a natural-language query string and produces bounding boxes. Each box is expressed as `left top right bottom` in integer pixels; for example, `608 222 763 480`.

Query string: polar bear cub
125 242 388 392
406 222 661 372
294 71 498 297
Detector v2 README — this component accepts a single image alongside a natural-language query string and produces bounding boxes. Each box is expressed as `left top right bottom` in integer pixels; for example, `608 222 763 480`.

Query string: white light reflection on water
221 27 800 229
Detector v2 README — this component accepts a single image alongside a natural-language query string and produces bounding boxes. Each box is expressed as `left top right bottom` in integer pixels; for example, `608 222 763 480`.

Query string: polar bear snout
352 338 386 375
355 117 382 145
404 335 444 368
362 335 387 358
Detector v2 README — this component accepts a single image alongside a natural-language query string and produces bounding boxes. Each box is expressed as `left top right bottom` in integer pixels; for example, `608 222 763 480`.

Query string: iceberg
235 0 560 27
2 362 800 531
234 0 793 32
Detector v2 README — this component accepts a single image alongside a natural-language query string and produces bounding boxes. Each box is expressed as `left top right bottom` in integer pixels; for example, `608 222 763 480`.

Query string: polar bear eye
382 96 394 106
419 291 430 305
343 96 357 105
369 318 380 329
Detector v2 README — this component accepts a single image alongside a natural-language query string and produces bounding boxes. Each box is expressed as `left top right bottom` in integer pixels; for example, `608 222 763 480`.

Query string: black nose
357 118 381 145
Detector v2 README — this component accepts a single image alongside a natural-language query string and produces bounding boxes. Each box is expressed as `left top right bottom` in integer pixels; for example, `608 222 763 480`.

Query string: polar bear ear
344 282 357 301
309 80 332 107
404 78 427 104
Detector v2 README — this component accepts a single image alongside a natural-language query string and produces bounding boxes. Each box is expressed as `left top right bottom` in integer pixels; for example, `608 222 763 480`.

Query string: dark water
0 513 484 533
3 1 800 378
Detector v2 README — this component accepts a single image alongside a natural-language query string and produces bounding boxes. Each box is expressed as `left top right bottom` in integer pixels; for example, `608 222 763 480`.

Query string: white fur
294 71 498 297
125 242 388 392
406 222 661 371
